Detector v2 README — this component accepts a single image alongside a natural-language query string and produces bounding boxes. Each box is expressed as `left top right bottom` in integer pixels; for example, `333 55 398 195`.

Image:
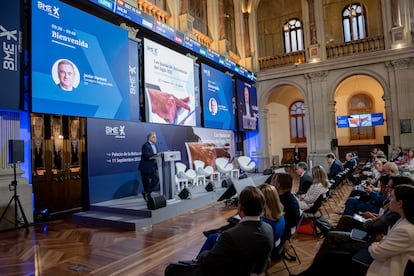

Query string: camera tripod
0 163 29 232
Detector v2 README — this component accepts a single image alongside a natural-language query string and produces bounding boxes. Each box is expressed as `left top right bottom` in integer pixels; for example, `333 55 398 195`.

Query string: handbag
313 215 332 235
297 217 315 235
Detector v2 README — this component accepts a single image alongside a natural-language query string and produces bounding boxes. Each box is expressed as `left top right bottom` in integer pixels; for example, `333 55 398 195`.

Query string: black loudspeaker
222 178 233 188
384 135 390 145
147 195 167 210
263 168 273 175
331 138 338 148
218 182 236 201
8 140 24 164
205 181 215 192
178 188 191 200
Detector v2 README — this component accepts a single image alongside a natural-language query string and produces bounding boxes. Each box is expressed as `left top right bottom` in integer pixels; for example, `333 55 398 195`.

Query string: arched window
348 94 375 140
188 0 208 34
342 3 367 42
222 0 237 54
290 101 306 143
283 19 304 53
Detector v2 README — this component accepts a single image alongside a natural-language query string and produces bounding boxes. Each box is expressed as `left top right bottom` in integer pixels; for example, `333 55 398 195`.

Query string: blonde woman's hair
312 166 329 188
258 184 284 221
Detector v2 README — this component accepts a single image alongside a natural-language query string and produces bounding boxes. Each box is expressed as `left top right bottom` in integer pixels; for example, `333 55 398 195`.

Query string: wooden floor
0 174 352 276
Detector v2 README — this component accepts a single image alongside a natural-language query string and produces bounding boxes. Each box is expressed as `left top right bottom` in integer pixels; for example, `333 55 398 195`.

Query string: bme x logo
0 25 17 41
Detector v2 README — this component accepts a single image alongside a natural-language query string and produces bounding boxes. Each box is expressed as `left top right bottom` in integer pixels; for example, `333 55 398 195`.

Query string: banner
0 0 21 110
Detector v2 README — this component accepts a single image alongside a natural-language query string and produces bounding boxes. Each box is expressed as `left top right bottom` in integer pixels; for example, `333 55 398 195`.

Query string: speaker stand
0 163 30 233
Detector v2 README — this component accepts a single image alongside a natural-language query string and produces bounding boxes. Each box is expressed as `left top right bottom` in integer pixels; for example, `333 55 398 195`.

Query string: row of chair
174 156 257 191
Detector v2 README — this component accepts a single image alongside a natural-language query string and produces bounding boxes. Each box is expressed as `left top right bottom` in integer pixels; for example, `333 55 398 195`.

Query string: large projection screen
236 80 258 131
31 0 130 119
201 63 235 130
143 38 196 126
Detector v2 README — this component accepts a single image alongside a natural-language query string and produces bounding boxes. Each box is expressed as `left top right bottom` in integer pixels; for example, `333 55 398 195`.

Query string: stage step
72 210 151 231
72 189 225 232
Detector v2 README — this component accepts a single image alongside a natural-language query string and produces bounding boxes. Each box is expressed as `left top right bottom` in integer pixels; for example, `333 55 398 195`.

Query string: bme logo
37 1 60 18
0 26 17 41
105 125 126 138
0 25 18 71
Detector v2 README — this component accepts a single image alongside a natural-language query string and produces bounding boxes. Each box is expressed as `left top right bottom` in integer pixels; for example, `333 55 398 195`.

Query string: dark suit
198 220 273 275
242 102 254 117
297 172 312 195
328 159 344 179
165 220 273 276
139 141 159 194
279 192 301 240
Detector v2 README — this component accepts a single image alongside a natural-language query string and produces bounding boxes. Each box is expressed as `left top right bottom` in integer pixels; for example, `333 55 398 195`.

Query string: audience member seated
295 162 313 195
296 165 329 211
400 149 414 169
341 175 388 216
336 176 413 233
365 184 414 276
343 152 358 184
326 153 344 181
344 152 358 172
258 184 286 258
360 148 380 180
381 161 399 177
201 184 285 252
292 176 414 276
391 146 404 162
164 186 274 276
361 158 391 187
271 173 300 260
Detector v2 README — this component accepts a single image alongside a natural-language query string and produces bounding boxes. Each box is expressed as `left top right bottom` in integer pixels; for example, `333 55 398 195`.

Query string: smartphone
350 228 368 242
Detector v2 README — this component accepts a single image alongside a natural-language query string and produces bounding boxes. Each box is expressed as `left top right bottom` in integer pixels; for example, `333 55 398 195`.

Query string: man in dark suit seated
295 162 313 195
164 186 274 276
139 132 159 202
326 152 344 181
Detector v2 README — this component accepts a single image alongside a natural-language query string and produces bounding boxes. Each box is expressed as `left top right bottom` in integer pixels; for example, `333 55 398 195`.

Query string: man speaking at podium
139 132 160 202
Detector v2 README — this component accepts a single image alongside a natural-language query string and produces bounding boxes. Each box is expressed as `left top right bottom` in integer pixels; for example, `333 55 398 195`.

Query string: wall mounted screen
201 64 235 130
31 0 130 119
236 80 258 131
143 38 196 126
337 113 384 128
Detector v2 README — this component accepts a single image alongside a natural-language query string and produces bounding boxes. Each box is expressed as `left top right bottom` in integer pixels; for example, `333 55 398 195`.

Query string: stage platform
72 174 271 232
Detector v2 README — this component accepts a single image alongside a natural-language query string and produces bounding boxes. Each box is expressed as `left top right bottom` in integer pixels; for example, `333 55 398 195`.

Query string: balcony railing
258 36 385 70
259 50 306 70
326 35 384 58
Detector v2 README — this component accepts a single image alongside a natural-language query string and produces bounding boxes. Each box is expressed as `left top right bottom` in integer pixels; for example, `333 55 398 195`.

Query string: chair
215 157 234 178
302 194 326 237
194 160 214 177
174 175 188 191
237 156 256 173
266 230 301 276
175 162 196 186
284 225 301 264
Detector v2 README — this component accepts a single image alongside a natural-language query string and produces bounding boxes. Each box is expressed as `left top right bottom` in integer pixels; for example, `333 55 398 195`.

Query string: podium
151 151 181 199
163 151 181 199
